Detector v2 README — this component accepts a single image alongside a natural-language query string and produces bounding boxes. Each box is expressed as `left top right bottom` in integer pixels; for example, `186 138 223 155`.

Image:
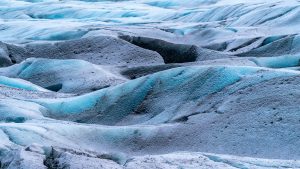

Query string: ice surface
1 0 300 168
0 58 127 93
0 76 49 91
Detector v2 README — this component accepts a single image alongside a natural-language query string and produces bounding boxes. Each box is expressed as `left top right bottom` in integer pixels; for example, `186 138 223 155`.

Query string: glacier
1 0 300 168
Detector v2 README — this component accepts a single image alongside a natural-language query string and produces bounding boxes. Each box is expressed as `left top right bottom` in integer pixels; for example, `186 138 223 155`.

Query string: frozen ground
1 0 300 168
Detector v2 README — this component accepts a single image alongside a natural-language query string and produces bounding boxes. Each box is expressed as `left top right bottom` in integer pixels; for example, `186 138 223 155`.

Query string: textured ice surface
0 58 127 93
1 0 300 168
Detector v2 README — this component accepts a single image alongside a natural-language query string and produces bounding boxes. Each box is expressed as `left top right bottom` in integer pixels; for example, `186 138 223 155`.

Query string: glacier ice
1 0 300 168
0 76 49 92
0 58 127 93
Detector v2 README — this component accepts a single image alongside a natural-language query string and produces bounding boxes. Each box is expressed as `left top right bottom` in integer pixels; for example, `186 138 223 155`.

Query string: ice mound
3 36 164 66
1 0 300 168
0 58 127 93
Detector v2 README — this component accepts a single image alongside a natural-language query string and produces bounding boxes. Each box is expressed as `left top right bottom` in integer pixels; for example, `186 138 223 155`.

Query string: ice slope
3 147 300 169
2 146 300 169
32 65 291 125
1 0 300 64
1 0 300 45
0 58 127 93
1 0 300 168
2 36 164 66
0 75 49 92
1 65 300 161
